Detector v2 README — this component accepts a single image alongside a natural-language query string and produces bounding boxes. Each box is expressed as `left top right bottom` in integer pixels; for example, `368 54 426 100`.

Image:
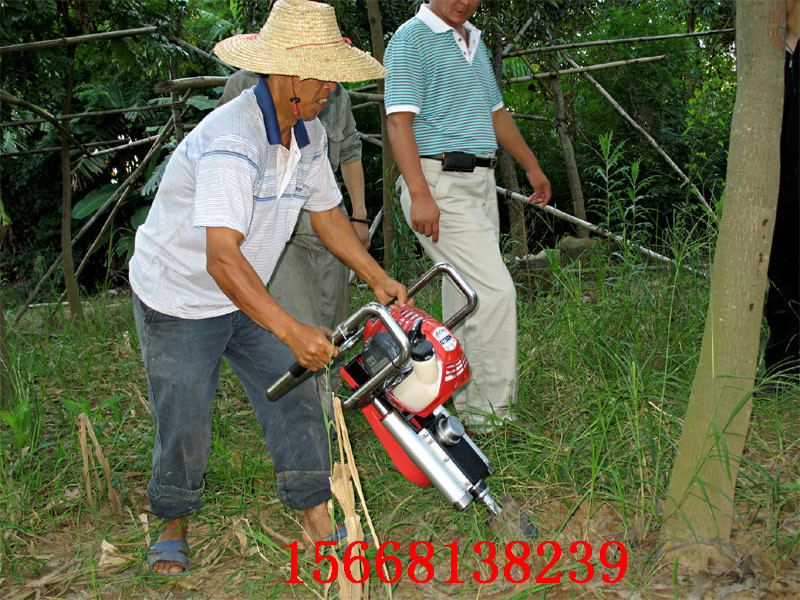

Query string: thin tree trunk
61 42 82 323
366 0 395 270
491 24 527 257
660 0 784 568
550 68 588 238
0 219 9 410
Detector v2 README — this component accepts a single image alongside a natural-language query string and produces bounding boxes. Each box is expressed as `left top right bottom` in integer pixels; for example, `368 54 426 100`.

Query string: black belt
421 152 497 172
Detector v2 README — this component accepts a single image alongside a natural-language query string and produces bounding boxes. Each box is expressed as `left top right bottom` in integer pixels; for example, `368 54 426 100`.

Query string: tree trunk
0 218 9 410
550 68 588 238
61 42 82 323
491 24 528 257
660 0 784 568
366 0 396 271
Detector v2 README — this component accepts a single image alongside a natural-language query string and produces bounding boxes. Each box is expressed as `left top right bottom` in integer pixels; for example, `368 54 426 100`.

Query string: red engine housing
361 306 470 416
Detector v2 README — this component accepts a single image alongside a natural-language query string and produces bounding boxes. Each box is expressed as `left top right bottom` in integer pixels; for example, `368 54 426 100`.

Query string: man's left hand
373 276 411 307
526 168 552 208
351 221 370 249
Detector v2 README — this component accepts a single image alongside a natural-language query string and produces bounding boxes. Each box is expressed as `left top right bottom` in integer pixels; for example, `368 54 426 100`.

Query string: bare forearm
493 108 541 172
387 113 429 196
310 207 385 287
340 160 366 219
206 238 299 343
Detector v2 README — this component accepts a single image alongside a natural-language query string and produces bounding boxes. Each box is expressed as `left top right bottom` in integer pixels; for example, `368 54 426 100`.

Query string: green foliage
71 183 120 220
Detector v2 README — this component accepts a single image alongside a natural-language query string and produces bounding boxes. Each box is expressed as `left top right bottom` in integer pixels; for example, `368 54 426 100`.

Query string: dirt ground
6 485 799 600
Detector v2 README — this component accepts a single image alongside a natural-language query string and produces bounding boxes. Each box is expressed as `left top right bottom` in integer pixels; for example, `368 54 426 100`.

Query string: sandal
147 538 190 576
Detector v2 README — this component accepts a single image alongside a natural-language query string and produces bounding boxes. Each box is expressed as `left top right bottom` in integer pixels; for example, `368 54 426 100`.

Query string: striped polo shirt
129 77 340 319
384 3 504 156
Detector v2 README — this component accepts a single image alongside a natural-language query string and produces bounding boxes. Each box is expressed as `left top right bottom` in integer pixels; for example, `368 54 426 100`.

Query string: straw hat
213 0 385 82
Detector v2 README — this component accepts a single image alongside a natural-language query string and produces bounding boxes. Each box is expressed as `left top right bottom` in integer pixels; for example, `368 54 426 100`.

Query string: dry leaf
97 539 135 568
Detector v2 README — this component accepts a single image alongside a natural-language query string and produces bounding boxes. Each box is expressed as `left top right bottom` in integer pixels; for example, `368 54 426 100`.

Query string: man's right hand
410 192 441 244
284 322 339 371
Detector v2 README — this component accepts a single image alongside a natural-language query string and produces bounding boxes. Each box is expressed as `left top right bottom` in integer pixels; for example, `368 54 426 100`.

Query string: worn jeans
133 294 331 519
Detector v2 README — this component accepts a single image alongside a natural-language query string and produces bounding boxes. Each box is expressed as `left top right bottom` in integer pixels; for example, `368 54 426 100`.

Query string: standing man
384 0 551 433
129 0 406 575
221 71 370 404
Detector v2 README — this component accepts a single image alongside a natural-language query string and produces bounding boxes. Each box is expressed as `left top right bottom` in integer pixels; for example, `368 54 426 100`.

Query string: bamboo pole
498 185 707 277
350 101 378 111
504 28 734 58
0 26 158 54
14 90 191 325
504 55 665 84
563 52 716 221
357 132 383 149
510 113 550 123
0 101 183 128
154 76 228 94
164 34 235 72
0 90 91 156
367 0 396 271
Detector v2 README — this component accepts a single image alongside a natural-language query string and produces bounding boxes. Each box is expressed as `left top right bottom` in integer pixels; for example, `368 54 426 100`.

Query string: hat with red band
214 0 385 82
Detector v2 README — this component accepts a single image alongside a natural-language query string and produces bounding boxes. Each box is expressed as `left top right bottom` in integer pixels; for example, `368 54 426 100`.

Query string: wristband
349 217 370 224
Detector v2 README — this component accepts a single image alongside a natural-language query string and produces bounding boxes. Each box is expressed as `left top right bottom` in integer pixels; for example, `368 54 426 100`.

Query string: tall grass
0 142 797 597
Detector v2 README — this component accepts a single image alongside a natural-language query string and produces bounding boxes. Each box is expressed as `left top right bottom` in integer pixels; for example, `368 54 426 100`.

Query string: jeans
133 293 331 519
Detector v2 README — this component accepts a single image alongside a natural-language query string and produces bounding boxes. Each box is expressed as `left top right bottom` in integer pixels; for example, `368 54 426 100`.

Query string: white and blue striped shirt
384 3 504 156
129 78 341 319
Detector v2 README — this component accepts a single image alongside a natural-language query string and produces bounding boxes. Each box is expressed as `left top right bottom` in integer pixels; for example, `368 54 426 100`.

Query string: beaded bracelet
349 217 370 224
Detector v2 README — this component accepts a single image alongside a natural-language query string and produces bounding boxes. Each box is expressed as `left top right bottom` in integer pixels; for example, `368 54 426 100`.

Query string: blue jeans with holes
132 293 331 519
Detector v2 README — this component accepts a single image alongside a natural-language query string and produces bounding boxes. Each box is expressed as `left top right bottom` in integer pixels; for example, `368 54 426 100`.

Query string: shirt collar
416 3 480 38
253 76 310 148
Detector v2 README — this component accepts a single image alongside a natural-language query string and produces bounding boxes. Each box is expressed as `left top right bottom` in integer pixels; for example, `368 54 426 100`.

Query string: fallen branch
0 25 158 54
504 28 734 58
504 55 665 84
498 185 707 277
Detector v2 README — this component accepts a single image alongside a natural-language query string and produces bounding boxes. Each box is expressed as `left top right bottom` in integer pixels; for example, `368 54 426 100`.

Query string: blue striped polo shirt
129 77 340 319
384 3 504 156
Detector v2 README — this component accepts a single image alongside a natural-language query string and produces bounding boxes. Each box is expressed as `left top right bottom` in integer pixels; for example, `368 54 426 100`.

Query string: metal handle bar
266 303 410 402
265 262 477 404
407 262 477 331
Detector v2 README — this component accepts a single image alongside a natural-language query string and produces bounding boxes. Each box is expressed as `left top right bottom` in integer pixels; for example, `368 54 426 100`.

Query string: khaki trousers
399 160 517 429
268 206 350 404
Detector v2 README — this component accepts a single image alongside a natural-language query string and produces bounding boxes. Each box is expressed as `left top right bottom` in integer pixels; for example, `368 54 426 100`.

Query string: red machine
268 263 502 516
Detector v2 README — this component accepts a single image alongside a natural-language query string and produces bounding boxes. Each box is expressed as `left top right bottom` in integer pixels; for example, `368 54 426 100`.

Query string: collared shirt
129 77 341 319
220 72 362 172
384 3 504 156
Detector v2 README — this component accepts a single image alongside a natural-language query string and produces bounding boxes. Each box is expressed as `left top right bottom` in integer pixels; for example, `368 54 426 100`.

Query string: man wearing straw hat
220 71 370 410
129 0 403 575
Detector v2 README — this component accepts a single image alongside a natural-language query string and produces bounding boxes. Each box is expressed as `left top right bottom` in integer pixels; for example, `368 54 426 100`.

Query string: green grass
1 240 798 598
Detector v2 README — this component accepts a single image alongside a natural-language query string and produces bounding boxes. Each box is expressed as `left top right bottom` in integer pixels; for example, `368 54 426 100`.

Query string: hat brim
214 35 386 82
